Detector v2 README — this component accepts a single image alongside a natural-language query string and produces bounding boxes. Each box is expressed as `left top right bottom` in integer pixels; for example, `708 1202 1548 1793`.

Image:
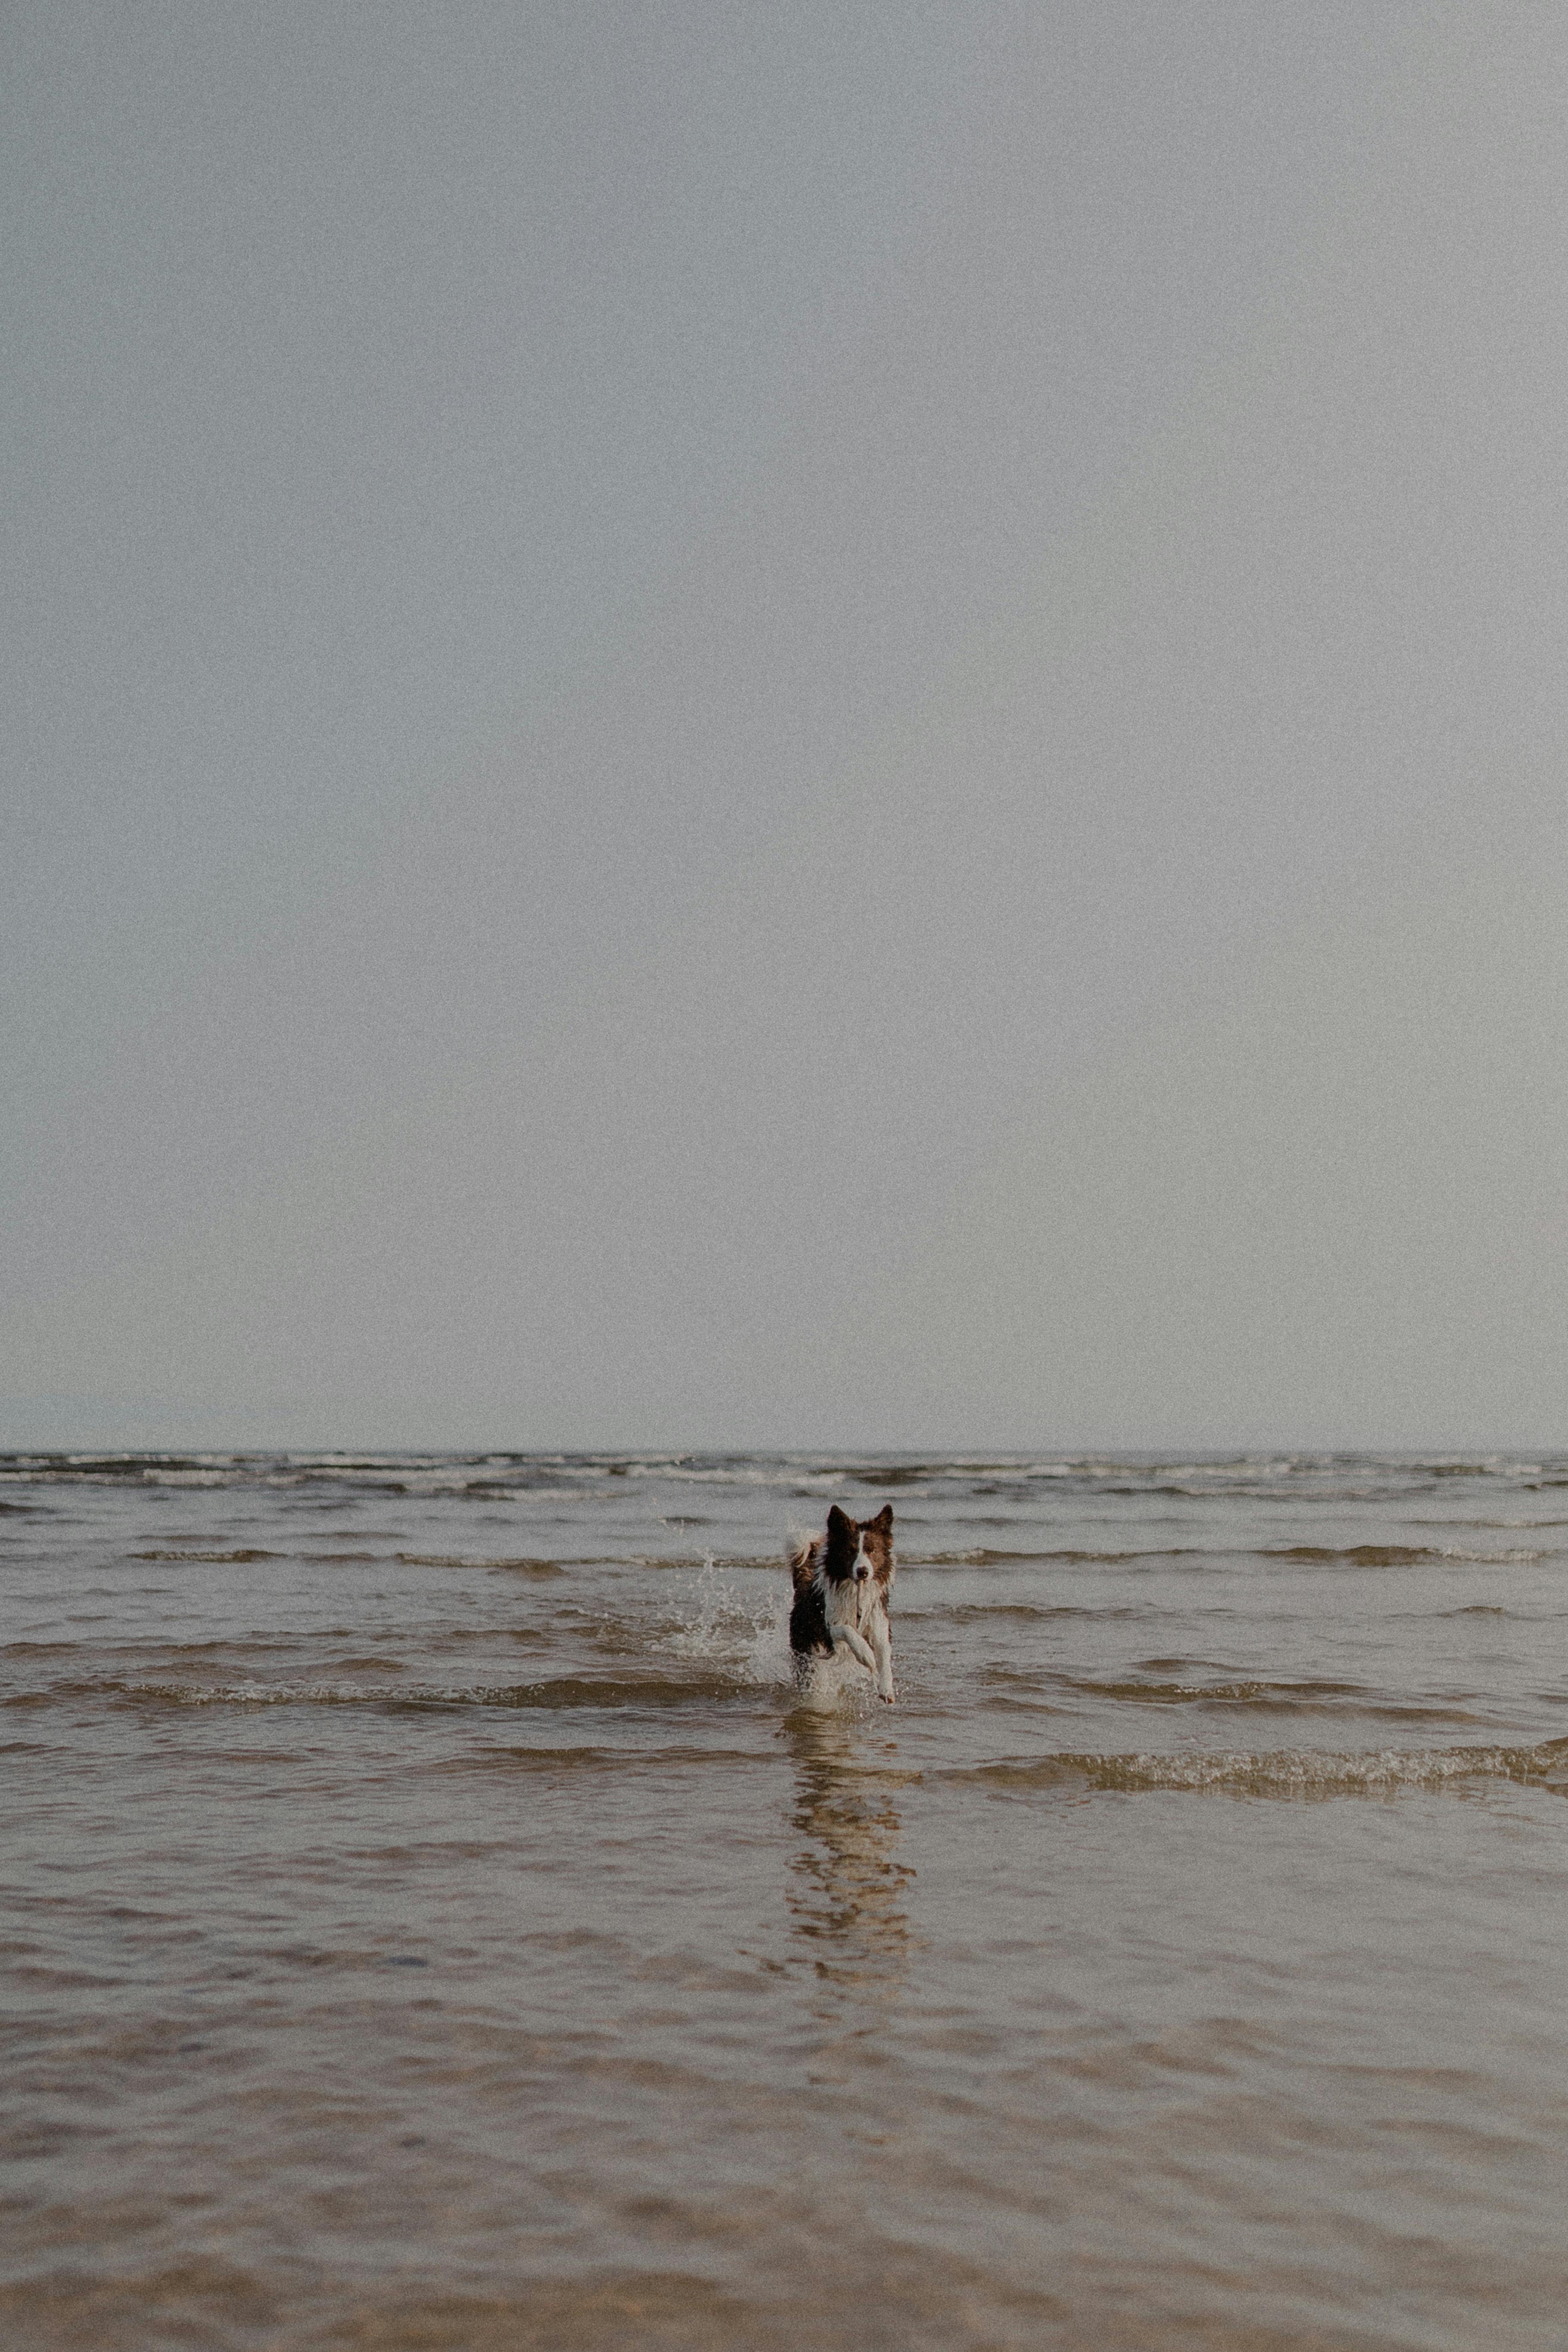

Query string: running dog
788 1503 896 1702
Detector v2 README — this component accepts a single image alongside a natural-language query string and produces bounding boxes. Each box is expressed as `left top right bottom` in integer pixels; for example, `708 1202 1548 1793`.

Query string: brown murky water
4 1452 1568 2349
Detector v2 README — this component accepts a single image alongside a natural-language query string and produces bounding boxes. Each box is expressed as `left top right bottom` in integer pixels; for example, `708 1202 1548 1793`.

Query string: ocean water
4 1451 1568 2351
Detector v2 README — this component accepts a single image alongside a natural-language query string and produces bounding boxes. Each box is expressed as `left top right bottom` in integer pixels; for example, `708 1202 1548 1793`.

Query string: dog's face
823 1502 893 1591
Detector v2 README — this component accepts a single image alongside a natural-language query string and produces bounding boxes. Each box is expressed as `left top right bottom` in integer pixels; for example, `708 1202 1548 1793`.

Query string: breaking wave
961 1737 1568 1798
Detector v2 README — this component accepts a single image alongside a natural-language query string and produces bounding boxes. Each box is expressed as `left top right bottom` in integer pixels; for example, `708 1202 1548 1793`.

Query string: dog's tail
786 1532 819 1596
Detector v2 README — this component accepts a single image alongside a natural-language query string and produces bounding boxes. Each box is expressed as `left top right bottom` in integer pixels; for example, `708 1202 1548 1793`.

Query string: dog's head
823 1502 893 1589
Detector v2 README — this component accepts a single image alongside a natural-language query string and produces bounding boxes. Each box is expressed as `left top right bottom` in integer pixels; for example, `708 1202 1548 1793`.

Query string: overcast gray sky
4 1 1564 1452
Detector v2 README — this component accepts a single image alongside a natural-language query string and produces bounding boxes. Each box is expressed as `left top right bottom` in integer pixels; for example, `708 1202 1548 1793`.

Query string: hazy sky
5 2 1565 1451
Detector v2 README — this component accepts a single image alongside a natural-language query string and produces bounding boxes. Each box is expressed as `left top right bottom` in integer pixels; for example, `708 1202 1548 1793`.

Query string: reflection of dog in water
788 1504 896 1702
785 1710 914 1988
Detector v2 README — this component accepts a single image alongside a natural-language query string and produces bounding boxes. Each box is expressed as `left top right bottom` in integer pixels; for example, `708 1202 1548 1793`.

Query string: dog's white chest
823 1574 871 1635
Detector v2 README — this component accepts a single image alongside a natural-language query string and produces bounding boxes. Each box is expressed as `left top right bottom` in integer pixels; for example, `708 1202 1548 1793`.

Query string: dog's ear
870 1504 893 1530
826 1503 852 1537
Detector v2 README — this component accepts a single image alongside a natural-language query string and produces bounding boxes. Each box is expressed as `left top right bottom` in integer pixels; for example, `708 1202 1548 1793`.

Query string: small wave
441 1742 774 1775
911 1546 1115 1566
898 1600 1140 1636
109 1671 763 1713
1410 1516 1568 1529
954 1603 1098 1624
1425 1459 1543 1478
911 1546 1214 1566
1047 1673 1373 1711
132 1548 281 1564
961 1737 1568 1799
398 1554 566 1576
934 1600 1145 1621
1264 1544 1545 1567
570 1459 836 1488
904 1543 1522 1568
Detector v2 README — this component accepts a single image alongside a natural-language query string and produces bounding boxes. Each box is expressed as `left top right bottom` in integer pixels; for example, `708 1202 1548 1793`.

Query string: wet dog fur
788 1503 896 1702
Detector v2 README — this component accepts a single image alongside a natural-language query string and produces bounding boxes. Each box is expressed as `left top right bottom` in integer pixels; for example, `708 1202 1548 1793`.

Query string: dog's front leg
869 1611 895 1703
830 1624 878 1676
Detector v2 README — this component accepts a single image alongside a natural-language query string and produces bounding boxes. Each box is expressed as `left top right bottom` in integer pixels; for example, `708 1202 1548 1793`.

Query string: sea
3 1450 1568 2351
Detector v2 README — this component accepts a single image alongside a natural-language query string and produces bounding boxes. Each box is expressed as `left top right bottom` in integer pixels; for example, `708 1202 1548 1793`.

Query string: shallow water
4 1451 1568 2349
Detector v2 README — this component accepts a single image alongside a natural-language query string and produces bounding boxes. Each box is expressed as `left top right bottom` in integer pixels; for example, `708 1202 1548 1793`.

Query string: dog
788 1503 896 1702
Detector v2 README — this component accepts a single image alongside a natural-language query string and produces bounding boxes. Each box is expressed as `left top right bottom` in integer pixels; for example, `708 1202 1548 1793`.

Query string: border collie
788 1503 896 1702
